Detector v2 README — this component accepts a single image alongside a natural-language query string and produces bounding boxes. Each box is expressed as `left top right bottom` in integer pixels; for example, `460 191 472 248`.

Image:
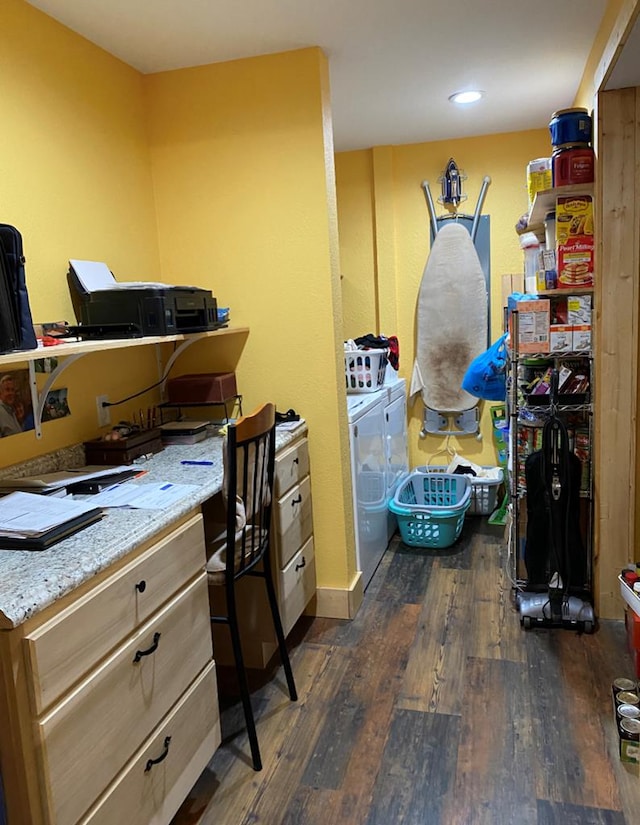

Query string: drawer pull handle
291 495 303 506
144 736 172 772
295 557 306 572
133 631 161 664
135 580 147 593
293 457 299 464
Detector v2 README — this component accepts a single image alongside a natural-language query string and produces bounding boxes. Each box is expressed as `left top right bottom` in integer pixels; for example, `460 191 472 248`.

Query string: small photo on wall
0 369 34 437
42 388 71 422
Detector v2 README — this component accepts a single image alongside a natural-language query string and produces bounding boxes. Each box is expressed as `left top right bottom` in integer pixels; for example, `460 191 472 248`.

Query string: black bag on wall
0 224 37 354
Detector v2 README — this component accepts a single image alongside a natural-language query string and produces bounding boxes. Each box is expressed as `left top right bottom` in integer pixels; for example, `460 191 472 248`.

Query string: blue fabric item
461 333 508 401
507 291 538 313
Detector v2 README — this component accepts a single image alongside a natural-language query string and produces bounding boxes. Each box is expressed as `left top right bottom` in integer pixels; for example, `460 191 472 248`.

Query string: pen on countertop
180 460 214 466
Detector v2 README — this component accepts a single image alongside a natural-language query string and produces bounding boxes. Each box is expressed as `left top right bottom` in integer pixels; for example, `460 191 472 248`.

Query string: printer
68 260 220 337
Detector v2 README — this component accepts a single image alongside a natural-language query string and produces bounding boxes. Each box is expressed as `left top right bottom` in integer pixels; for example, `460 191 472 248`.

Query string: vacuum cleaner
517 375 595 632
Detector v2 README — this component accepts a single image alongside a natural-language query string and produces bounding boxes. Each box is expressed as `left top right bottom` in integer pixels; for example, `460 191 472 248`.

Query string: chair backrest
225 403 276 580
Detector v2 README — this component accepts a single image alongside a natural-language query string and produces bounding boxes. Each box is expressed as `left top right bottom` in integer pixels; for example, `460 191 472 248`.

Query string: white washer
347 374 407 589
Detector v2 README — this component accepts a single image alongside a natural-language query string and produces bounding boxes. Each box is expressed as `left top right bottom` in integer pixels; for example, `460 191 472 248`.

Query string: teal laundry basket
389 472 471 548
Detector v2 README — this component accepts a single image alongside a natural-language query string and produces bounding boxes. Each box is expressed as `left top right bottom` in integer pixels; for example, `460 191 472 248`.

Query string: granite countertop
0 426 305 630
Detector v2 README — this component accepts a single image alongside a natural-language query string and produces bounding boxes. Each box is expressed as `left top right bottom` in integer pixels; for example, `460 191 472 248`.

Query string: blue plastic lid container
549 108 592 147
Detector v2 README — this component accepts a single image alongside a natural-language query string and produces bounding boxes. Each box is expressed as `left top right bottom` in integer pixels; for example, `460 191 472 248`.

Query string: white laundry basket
344 349 388 393
416 466 504 515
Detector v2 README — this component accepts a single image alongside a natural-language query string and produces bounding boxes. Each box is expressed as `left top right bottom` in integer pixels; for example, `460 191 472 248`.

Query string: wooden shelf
528 184 594 226
0 326 249 368
516 222 545 239
536 287 594 297
0 326 249 439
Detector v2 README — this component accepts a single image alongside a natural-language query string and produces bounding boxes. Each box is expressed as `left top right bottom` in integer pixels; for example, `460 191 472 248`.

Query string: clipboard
0 509 104 551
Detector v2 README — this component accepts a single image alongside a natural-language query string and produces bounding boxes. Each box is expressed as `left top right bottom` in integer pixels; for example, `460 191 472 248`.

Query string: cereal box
556 195 594 289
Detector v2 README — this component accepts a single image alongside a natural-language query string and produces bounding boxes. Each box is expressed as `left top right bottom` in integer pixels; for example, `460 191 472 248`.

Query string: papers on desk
85 481 199 510
0 492 103 550
0 465 136 494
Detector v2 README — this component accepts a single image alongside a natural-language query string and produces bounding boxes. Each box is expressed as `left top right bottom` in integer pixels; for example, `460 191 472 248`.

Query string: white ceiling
26 0 612 152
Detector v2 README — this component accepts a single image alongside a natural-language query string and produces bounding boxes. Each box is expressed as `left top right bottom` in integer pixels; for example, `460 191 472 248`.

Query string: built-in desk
0 424 314 825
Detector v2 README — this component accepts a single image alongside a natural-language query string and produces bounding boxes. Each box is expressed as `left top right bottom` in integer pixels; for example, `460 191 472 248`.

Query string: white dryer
347 375 407 589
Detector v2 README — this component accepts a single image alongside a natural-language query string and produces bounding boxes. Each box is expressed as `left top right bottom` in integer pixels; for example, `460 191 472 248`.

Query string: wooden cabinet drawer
37 574 212 825
81 661 220 825
273 475 313 569
279 536 316 636
274 438 309 498
24 513 206 714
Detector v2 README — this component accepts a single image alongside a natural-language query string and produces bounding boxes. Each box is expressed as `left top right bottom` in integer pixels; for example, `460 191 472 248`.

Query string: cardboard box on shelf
508 298 550 353
567 294 592 325
166 372 237 404
572 325 592 351
550 324 573 352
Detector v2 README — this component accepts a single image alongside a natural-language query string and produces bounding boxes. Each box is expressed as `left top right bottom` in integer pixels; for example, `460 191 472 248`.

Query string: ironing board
412 173 491 436
411 221 488 414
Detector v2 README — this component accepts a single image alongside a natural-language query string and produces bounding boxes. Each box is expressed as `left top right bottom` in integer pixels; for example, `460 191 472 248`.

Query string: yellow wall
335 129 552 469
3 0 619 605
143 48 355 590
0 0 163 468
0 6 356 600
336 152 376 338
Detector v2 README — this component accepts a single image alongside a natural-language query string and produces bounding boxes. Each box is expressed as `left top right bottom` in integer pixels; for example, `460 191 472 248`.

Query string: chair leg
263 557 298 702
225 588 263 771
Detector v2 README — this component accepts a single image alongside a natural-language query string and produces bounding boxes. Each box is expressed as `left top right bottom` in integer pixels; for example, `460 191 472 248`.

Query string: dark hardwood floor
172 518 640 824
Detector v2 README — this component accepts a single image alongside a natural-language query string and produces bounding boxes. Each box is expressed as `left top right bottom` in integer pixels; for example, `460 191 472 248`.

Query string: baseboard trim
308 572 364 619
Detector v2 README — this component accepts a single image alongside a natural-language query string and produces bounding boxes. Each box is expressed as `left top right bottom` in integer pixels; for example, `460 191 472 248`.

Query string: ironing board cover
411 222 488 412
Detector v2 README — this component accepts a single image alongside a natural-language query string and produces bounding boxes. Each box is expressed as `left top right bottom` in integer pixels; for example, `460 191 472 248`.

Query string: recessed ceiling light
448 90 484 105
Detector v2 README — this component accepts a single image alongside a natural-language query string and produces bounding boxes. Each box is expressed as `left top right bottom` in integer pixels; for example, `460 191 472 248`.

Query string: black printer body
68 262 219 336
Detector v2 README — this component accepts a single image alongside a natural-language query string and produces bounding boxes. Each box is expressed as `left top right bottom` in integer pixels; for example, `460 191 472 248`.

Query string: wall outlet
96 395 110 427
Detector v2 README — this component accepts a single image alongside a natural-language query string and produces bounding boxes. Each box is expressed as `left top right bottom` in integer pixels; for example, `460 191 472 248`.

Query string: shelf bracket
157 337 204 397
29 353 83 439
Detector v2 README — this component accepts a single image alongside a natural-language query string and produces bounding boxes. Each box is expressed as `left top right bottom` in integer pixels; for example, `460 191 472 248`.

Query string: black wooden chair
206 402 297 770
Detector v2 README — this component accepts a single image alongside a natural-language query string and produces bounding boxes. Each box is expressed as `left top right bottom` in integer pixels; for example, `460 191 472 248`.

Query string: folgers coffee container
552 144 595 186
549 108 592 147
